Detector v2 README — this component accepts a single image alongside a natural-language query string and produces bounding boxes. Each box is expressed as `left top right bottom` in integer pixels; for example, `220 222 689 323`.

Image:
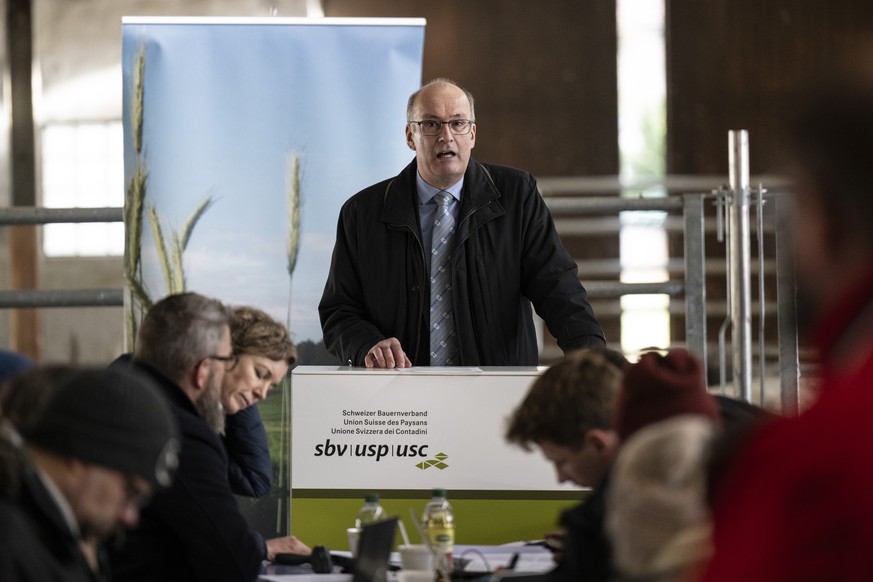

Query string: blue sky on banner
122 20 424 345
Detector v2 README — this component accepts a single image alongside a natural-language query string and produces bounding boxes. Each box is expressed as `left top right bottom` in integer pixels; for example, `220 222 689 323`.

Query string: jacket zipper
398 223 426 363
387 166 496 364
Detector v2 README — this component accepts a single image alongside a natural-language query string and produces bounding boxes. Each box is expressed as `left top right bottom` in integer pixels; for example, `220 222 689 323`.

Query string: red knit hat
614 349 719 441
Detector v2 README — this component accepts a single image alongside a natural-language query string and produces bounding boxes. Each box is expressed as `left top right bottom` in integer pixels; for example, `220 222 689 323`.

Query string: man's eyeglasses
206 353 238 369
408 119 475 136
123 475 152 510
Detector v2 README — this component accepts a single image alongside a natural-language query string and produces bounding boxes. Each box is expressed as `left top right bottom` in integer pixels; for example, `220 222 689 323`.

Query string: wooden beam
6 0 40 361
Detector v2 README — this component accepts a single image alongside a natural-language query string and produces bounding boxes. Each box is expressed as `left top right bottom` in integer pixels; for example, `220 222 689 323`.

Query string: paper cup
398 544 434 572
347 527 361 557
398 570 435 582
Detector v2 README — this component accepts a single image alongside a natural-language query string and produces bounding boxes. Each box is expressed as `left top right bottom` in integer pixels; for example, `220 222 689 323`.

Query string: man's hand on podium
365 338 412 369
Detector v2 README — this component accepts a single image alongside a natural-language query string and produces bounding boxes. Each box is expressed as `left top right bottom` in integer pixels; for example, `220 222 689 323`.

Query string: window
41 121 124 256
617 0 669 357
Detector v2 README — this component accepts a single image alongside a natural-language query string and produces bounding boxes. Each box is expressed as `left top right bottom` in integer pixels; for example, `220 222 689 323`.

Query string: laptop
352 517 399 582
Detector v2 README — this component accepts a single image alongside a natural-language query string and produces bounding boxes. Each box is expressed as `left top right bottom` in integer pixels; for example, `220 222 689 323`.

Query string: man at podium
319 78 605 368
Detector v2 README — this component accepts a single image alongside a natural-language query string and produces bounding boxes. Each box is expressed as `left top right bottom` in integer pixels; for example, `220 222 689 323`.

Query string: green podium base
290 490 588 550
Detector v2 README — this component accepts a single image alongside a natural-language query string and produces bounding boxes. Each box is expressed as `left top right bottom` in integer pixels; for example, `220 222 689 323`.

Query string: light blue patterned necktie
430 191 458 366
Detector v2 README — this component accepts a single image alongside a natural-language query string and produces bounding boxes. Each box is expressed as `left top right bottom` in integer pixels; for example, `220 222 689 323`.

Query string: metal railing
539 133 800 413
0 207 124 308
0 207 122 225
0 144 801 411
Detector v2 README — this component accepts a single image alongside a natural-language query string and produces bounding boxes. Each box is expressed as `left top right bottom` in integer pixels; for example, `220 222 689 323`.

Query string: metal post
729 130 753 402
683 193 707 373
717 188 731 396
757 185 767 407
774 193 800 415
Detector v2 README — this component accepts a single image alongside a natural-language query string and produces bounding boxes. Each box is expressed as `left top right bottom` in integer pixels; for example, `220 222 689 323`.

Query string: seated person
0 367 179 582
0 367 85 517
0 349 34 388
606 349 722 582
606 415 716 582
222 305 297 497
505 348 626 582
111 304 297 499
109 293 309 582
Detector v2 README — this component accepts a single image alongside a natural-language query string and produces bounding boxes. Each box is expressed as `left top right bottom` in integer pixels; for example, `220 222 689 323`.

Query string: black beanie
26 367 180 489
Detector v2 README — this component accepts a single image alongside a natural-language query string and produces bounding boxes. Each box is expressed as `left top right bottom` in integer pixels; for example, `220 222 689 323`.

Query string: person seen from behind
699 54 873 582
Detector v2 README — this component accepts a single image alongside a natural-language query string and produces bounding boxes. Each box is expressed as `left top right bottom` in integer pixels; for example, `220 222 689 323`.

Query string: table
258 544 553 582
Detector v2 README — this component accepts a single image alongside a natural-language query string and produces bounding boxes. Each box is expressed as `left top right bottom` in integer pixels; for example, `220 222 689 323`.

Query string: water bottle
422 488 454 572
355 493 386 528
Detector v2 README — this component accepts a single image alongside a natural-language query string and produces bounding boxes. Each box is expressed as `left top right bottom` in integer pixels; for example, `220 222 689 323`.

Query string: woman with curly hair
221 306 297 498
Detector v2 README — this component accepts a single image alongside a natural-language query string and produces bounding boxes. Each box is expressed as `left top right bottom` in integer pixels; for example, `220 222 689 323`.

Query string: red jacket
700 272 873 581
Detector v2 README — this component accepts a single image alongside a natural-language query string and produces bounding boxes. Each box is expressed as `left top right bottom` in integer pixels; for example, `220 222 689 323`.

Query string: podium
290 366 586 548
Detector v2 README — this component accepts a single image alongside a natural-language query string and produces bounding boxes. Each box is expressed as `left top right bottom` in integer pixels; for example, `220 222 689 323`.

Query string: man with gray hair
110 292 309 582
133 291 231 433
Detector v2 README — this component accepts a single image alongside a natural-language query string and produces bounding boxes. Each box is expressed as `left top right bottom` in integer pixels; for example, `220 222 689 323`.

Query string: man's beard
195 370 225 433
80 522 110 542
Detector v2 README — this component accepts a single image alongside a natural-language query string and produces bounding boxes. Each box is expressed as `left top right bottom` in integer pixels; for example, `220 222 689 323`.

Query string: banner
121 17 425 352
121 16 426 537
292 367 575 492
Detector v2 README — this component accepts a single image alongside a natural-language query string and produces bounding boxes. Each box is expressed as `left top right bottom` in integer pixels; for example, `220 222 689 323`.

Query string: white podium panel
291 366 571 491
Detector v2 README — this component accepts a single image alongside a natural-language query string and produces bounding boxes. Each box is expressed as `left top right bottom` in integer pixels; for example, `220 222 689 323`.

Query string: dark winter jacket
319 158 605 366
224 405 272 498
108 363 265 582
0 468 101 582
110 353 272 498
549 483 613 582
